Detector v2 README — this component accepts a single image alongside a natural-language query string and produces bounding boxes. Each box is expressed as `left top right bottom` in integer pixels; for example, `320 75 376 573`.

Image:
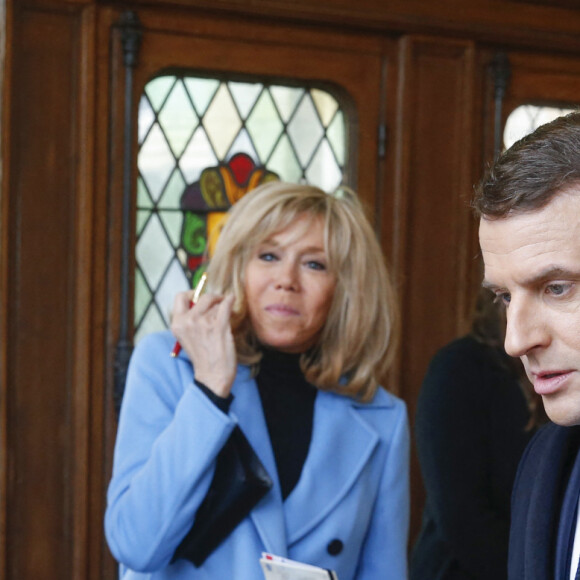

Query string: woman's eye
258 252 277 262
306 260 326 271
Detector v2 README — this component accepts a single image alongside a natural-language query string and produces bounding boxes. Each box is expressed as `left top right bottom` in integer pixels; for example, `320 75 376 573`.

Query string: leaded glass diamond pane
287 95 325 166
204 84 242 158
134 268 152 328
267 134 303 183
159 170 187 209
504 105 575 149
311 89 339 127
158 81 198 157
246 91 284 163
137 177 153 209
227 129 259 161
136 209 149 237
327 110 346 165
156 258 190 325
145 76 175 111
180 128 217 183
136 214 174 289
139 124 175 202
138 96 155 145
270 86 303 123
134 72 352 341
184 78 220 115
159 210 184 248
306 140 343 192
229 82 263 118
134 305 166 344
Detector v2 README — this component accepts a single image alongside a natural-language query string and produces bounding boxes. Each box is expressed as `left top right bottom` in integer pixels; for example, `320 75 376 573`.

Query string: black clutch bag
171 425 273 567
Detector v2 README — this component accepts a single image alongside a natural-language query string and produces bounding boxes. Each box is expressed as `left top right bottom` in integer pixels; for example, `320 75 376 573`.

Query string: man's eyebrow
482 265 580 291
520 266 579 285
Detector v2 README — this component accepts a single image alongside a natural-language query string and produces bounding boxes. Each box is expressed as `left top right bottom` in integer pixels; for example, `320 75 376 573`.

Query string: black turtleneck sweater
255 349 317 500
195 349 317 500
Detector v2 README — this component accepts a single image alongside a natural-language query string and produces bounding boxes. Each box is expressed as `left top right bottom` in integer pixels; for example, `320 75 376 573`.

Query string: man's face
479 188 580 426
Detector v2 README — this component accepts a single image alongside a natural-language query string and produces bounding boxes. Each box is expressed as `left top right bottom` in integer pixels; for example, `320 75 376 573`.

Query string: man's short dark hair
473 110 580 218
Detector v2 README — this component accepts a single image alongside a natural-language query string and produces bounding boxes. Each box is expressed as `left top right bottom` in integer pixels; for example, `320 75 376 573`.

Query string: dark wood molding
83 0 580 54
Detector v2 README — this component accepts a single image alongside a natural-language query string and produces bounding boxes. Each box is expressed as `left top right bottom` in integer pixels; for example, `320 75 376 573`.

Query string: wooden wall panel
4 5 96 578
0 0 13 575
393 36 479 541
504 50 580 111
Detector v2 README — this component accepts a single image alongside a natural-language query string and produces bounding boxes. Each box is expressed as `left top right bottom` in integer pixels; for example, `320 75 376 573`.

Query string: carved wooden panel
5 5 93 579
92 0 580 52
391 36 481 540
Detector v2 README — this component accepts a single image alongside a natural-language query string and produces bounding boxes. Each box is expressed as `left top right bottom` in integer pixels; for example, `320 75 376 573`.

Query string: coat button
327 539 343 555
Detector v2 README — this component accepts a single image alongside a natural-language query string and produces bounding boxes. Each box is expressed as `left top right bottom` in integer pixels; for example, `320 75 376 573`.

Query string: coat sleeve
355 397 410 579
104 332 237 572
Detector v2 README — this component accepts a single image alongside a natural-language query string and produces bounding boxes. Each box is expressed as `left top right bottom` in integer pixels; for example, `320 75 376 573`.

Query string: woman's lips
265 304 299 316
533 370 574 395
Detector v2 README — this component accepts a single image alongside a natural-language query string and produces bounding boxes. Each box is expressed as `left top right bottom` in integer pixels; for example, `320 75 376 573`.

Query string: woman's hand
170 292 237 398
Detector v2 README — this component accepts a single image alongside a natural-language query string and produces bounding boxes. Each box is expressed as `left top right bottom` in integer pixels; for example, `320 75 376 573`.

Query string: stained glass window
504 104 575 149
135 74 351 342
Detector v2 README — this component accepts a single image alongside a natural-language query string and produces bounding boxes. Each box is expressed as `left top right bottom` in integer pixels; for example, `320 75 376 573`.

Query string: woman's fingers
215 293 235 326
190 293 225 316
172 289 196 316
170 291 237 397
171 292 224 334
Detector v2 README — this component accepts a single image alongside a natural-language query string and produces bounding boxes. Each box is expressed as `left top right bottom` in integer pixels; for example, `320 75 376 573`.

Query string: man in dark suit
473 111 580 580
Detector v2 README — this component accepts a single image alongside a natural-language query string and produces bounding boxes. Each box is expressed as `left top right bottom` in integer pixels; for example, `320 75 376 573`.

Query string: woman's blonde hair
206 181 399 401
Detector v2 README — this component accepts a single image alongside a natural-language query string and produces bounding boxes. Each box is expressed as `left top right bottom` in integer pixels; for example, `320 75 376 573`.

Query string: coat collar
229 366 388 554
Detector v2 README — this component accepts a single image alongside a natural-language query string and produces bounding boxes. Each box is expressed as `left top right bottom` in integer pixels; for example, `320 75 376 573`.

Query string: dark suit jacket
509 422 580 580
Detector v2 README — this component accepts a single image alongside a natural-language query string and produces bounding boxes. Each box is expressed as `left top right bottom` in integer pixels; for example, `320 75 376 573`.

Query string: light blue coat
105 331 410 580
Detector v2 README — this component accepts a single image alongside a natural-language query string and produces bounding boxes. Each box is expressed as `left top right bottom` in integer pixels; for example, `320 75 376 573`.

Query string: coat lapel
230 366 288 557
283 391 382 545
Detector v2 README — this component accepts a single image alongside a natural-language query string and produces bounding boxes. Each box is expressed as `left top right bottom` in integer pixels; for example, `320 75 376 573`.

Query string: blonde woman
105 182 410 580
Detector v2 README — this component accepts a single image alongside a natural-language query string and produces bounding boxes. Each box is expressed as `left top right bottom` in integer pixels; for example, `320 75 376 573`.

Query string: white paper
260 553 338 580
